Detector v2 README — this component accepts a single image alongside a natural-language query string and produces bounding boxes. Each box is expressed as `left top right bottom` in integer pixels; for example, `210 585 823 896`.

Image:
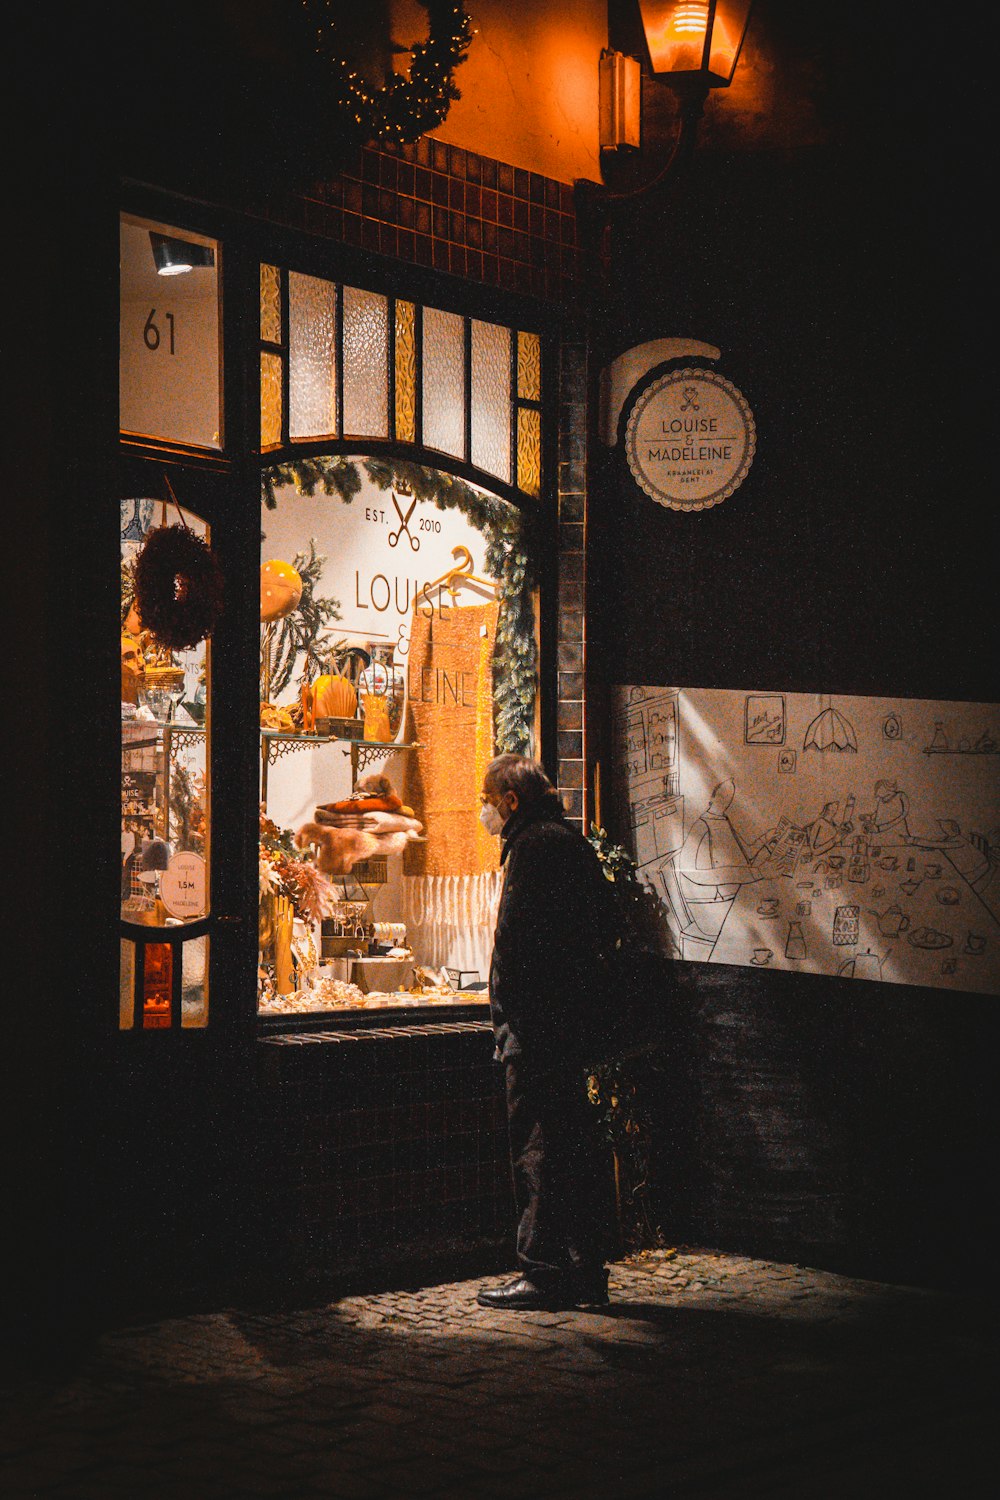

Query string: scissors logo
389 489 419 551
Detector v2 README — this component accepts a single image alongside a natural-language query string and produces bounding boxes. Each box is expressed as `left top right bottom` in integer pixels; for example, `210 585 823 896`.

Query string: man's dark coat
489 795 618 1065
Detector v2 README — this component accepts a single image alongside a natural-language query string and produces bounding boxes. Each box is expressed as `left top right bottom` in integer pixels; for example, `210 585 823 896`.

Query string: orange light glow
639 1 751 85
143 943 173 1028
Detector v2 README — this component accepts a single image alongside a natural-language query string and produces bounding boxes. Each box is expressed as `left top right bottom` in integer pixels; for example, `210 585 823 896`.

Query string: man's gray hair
485 754 557 806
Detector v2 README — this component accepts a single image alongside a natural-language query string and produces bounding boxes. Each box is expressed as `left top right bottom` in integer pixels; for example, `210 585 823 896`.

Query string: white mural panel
612 686 1000 995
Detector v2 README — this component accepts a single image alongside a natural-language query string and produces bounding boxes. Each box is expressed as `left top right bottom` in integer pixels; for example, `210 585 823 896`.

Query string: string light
301 1 474 146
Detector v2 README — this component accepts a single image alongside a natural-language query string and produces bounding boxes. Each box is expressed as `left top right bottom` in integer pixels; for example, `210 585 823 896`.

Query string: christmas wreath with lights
134 524 226 651
304 1 474 146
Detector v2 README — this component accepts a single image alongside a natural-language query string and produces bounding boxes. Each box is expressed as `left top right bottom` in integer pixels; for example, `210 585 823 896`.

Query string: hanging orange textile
404 600 500 876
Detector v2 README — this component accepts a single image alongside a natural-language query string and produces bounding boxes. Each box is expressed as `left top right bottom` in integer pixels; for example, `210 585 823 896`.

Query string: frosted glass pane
423 307 466 459
181 936 209 1028
394 300 417 443
289 272 337 439
517 331 541 400
260 263 281 342
517 407 541 497
261 351 282 447
343 286 388 437
471 320 511 482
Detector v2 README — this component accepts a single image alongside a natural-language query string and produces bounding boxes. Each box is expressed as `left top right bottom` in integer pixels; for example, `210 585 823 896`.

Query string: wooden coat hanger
419 546 498 606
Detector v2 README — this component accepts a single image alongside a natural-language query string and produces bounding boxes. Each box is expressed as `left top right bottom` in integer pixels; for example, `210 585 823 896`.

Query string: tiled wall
291 138 584 305
557 338 589 831
256 1023 514 1273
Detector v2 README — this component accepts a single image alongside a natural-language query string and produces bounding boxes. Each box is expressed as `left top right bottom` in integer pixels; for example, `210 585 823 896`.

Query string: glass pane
423 307 466 459
517 407 541 497
471 320 511 482
260 263 282 343
143 943 173 1029
261 351 283 448
342 286 388 437
119 939 135 1030
289 271 337 439
181 936 209 1028
394 300 417 443
517 330 541 401
121 498 210 932
120 214 222 449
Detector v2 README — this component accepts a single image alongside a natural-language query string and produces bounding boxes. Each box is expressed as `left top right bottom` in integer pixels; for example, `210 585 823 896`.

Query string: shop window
120 215 221 450
258 265 542 497
257 457 538 1020
120 498 211 1029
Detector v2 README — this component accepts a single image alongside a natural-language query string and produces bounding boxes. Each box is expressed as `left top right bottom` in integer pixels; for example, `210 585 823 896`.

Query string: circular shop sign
625 367 756 512
159 851 207 920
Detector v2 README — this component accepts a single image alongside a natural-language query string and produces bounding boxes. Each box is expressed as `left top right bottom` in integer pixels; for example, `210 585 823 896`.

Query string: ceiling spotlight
150 232 215 277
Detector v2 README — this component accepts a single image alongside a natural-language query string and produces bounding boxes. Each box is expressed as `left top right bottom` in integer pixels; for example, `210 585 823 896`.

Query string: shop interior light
150 232 215 277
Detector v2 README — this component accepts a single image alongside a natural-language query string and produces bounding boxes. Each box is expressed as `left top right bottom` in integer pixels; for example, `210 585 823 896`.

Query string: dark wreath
134 524 225 650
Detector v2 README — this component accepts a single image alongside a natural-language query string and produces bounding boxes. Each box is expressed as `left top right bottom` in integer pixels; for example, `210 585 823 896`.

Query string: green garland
262 456 537 755
303 2 474 147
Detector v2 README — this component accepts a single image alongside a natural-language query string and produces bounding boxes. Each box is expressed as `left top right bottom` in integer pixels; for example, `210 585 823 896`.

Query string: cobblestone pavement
1 1250 993 1499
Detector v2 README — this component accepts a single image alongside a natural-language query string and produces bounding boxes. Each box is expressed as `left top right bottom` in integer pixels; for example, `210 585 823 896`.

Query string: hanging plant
302 1 474 148
133 524 225 651
262 456 538 755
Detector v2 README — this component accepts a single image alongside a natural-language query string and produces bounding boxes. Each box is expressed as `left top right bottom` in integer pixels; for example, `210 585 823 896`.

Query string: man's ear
507 792 519 812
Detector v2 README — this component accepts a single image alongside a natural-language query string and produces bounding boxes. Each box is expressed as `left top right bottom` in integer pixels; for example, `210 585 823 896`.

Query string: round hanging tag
160 851 207 920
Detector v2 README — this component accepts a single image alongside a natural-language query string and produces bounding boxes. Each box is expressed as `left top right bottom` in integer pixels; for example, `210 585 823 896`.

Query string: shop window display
120 497 211 1029
256 459 538 1018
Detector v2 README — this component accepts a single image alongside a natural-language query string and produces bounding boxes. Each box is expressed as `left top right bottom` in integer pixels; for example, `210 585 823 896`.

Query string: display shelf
259 728 420 803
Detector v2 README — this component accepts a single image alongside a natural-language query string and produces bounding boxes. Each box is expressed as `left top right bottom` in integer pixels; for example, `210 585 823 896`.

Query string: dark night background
6 1 996 1337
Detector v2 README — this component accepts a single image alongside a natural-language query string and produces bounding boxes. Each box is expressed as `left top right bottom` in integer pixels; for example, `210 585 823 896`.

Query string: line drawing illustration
612 686 1000 996
745 694 786 746
803 698 858 752
923 719 998 755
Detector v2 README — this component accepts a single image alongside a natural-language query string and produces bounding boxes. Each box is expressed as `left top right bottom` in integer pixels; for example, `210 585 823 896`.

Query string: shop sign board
625 367 756 512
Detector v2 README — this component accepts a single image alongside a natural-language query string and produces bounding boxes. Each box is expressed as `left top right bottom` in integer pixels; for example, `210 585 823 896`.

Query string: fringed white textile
402 871 504 980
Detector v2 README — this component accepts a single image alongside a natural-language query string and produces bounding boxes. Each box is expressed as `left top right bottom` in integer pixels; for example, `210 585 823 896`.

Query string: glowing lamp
637 0 752 88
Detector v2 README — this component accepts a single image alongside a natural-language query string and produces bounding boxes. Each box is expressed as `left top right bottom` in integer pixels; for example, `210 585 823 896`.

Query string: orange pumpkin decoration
312 673 357 718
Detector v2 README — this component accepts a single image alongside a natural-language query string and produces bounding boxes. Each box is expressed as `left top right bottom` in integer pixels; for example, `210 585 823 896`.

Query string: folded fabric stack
296 774 424 876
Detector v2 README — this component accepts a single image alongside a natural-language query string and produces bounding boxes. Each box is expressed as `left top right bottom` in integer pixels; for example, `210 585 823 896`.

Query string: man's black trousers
504 1055 612 1288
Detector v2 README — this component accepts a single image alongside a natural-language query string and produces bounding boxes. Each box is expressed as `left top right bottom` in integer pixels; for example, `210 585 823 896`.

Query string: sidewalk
1 1250 992 1499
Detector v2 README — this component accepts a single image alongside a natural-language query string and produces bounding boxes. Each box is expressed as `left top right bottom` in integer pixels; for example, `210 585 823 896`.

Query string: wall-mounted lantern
583 2 753 256
637 1 752 91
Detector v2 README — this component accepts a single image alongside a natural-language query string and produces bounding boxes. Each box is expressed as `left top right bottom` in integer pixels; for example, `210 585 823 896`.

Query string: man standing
476 754 618 1311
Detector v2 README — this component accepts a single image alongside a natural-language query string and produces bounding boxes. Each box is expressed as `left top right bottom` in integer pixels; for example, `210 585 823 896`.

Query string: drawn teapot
869 904 910 938
838 948 884 981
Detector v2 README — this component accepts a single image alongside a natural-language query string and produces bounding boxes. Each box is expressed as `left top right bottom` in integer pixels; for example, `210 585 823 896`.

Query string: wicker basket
352 856 388 885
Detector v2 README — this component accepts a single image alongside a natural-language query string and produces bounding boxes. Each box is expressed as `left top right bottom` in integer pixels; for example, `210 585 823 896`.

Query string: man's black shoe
476 1276 576 1310
573 1272 610 1307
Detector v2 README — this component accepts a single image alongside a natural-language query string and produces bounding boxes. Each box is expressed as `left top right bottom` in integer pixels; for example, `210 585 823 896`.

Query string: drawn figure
664 779 765 961
883 712 902 741
871 779 911 838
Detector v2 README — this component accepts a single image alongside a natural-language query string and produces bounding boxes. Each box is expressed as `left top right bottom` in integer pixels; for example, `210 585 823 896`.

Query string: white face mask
479 801 504 836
